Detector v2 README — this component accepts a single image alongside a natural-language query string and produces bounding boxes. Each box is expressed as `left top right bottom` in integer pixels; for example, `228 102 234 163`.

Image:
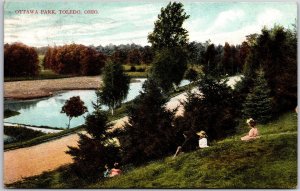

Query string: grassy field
6 111 297 189
4 126 83 151
123 64 150 78
4 126 46 144
4 70 76 82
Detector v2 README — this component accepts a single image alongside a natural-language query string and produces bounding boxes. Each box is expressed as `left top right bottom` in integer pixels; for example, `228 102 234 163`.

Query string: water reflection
4 79 190 128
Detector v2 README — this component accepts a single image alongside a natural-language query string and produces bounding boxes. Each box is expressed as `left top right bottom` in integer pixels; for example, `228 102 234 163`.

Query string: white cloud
257 8 283 27
206 9 245 32
189 8 285 46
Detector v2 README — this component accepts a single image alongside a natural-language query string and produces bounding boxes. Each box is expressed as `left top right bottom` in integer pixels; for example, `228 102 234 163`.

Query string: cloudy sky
4 1 297 47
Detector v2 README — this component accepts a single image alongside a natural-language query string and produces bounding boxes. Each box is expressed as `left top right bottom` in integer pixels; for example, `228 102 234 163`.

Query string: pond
4 79 190 129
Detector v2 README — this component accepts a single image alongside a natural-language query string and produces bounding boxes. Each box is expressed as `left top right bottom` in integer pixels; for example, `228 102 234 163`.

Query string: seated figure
109 162 122 177
197 130 209 148
241 118 260 141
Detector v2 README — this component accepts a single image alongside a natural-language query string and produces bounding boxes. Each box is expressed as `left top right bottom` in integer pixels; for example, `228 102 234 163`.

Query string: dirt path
3 94 184 185
4 76 102 100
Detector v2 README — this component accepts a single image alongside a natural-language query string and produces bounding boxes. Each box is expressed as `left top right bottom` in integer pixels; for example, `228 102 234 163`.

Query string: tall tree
242 68 273 124
203 44 218 75
141 45 154 64
61 96 87 129
117 79 177 164
239 41 250 69
148 2 189 49
179 74 237 140
151 47 188 93
127 49 142 65
148 2 189 93
243 26 297 112
66 94 119 180
111 49 127 65
220 42 232 75
99 60 130 115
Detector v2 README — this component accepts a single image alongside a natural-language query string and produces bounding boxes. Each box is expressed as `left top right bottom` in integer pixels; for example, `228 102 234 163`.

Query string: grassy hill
7 112 297 189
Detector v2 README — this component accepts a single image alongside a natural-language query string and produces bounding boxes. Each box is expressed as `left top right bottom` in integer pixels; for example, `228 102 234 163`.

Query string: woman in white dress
197 130 209 148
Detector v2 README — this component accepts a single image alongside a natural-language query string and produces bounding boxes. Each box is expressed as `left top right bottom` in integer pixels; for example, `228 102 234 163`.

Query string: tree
148 2 190 49
4 43 39 77
242 69 273 124
243 25 297 112
66 94 119 180
239 41 250 69
111 49 127 65
117 79 177 164
141 45 154 64
184 68 198 82
61 96 87 128
220 42 232 75
148 2 189 93
151 47 188 93
179 74 237 140
99 60 130 115
127 49 142 65
79 47 106 75
44 44 106 75
203 43 218 75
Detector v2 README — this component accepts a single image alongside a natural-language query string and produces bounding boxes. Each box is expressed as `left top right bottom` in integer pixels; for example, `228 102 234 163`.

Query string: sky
4 1 297 47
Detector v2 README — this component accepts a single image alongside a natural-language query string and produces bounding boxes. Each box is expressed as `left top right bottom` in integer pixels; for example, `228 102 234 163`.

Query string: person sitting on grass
197 130 209 148
173 130 199 158
103 164 111 178
109 162 122 177
241 118 260 141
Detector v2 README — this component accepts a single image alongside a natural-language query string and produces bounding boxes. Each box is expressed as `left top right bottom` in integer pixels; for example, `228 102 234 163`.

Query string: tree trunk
68 117 72 129
111 108 114 116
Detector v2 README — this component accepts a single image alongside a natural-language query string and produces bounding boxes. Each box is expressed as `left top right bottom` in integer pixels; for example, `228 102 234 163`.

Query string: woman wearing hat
197 131 209 148
241 118 260 141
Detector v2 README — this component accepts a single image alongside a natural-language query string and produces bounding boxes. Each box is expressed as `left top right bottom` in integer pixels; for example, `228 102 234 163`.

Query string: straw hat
197 130 207 138
246 118 255 125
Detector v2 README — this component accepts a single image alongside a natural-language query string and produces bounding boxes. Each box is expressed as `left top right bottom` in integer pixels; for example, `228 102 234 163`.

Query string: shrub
130 66 136 72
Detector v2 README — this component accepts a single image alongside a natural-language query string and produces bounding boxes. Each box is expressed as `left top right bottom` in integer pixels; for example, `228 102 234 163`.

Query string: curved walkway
4 95 184 184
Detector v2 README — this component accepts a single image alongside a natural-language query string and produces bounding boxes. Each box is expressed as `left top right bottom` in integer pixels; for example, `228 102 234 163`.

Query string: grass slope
7 112 297 189
90 112 297 189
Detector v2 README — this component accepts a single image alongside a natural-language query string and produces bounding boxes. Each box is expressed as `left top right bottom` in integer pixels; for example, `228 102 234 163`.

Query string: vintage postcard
3 0 297 188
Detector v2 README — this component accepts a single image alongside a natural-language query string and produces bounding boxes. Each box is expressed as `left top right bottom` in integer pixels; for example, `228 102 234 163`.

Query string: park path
3 93 185 185
4 76 242 185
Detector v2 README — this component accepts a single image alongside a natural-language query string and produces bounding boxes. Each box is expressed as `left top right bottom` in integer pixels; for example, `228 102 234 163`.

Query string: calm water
4 79 190 128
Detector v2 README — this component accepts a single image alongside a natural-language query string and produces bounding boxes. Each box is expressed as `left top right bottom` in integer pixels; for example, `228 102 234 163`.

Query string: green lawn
4 70 76 82
6 112 297 189
90 112 297 189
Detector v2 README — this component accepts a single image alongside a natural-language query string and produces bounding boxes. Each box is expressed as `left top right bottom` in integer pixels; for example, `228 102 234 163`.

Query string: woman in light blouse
197 130 209 148
241 118 260 141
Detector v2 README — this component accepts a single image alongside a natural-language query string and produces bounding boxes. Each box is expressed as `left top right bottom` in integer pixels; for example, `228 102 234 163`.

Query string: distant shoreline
4 76 143 100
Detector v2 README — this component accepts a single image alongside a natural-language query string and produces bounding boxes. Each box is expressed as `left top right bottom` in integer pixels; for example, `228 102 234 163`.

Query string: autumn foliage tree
61 96 88 128
4 43 39 77
127 49 142 65
44 44 106 75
